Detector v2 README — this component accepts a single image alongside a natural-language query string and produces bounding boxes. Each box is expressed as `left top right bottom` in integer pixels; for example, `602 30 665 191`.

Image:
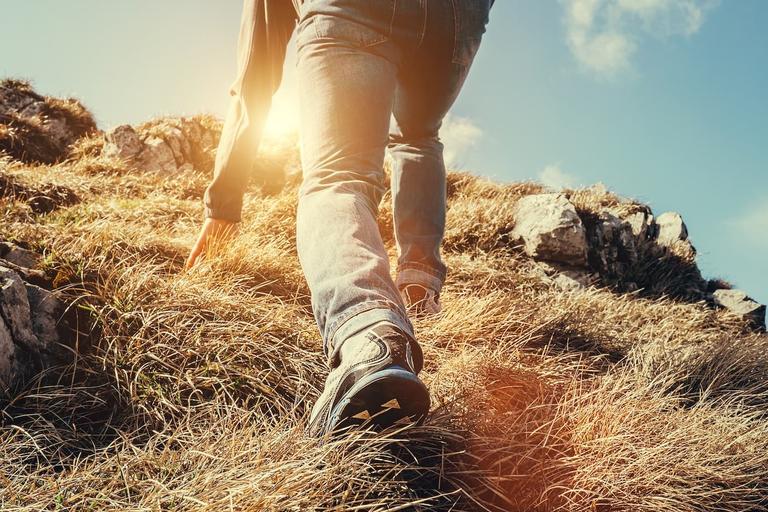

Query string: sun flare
264 93 299 138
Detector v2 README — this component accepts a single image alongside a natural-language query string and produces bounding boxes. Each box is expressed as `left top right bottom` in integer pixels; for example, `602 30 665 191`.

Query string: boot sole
327 366 430 435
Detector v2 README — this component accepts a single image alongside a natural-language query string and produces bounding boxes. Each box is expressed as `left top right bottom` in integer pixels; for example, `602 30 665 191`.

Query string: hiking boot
308 321 430 437
400 284 442 317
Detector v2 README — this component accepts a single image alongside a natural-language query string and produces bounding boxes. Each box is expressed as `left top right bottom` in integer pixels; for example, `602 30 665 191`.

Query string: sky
1 0 766 303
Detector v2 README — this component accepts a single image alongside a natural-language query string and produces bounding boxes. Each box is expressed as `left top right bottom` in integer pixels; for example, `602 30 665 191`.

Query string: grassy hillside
1 86 767 510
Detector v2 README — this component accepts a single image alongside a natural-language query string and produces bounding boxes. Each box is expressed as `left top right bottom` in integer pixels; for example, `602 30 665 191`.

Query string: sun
263 91 299 139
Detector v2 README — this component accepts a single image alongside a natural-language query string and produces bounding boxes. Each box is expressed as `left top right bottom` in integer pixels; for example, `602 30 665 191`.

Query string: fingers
185 233 207 270
186 220 214 270
184 219 239 271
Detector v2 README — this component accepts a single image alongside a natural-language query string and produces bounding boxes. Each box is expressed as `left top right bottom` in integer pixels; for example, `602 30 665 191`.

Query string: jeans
295 0 491 355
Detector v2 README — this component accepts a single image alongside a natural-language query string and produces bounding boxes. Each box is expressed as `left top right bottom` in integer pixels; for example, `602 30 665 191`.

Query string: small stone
552 273 589 291
103 125 143 162
512 193 588 265
712 289 766 331
656 212 688 247
536 262 595 291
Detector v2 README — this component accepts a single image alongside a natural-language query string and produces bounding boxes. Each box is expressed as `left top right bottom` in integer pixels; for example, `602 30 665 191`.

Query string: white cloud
539 164 579 190
728 200 768 248
562 0 717 77
440 114 483 169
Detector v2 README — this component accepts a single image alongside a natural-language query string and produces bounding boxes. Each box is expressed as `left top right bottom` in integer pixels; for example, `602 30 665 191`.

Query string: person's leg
296 9 409 355
389 0 491 312
295 3 429 435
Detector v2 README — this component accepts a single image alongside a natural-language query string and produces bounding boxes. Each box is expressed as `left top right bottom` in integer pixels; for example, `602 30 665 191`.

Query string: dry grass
0 134 767 512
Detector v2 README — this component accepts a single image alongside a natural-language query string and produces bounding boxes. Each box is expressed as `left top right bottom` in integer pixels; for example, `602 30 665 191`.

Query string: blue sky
1 1 766 302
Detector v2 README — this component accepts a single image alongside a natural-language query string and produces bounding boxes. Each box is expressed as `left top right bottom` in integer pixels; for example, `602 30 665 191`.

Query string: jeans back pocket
300 0 396 49
451 0 491 66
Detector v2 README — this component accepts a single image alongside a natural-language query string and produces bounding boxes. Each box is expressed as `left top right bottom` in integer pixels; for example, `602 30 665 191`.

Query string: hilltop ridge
1 80 767 511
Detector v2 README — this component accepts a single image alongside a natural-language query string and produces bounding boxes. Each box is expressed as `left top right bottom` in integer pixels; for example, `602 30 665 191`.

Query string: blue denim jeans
295 0 491 355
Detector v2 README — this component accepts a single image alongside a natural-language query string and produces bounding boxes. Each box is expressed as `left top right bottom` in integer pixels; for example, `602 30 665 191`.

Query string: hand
185 218 239 270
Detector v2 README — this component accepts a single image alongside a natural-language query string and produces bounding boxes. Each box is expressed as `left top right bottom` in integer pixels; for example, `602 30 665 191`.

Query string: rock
1 80 97 163
0 316 19 388
552 273 589 291
0 261 74 390
101 117 222 174
536 262 595 291
656 212 688 247
25 284 68 358
162 127 185 163
18 101 72 149
0 258 47 287
712 289 766 331
583 212 638 286
625 211 655 241
0 242 41 269
140 137 178 173
512 193 588 265
0 80 42 113
0 266 39 352
103 125 143 162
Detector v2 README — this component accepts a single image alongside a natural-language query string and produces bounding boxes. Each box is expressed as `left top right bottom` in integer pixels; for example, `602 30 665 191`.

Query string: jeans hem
327 302 414 355
395 264 445 293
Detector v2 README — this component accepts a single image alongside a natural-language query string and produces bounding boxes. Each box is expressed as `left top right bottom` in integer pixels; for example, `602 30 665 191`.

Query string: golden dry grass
0 135 767 511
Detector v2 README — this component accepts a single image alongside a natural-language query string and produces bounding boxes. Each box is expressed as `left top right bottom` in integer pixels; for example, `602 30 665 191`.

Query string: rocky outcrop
0 243 73 390
0 79 97 164
1 80 221 176
512 190 765 331
102 116 221 174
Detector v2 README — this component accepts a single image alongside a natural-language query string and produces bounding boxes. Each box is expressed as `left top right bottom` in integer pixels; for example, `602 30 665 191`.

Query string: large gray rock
712 289 766 331
0 263 70 391
512 193 588 265
656 212 688 247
